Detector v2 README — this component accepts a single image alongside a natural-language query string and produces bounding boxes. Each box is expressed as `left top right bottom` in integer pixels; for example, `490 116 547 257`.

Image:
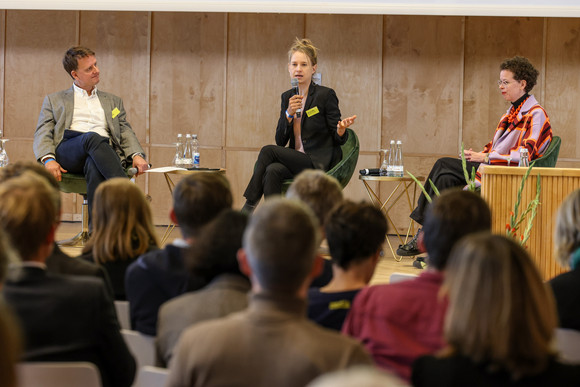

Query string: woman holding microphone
242 38 356 213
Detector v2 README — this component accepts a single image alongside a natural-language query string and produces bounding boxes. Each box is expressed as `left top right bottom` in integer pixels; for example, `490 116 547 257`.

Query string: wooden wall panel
383 16 464 156
307 14 383 153
545 18 580 162
80 11 150 144
0 11 5 136
463 17 544 150
4 10 77 141
150 12 227 148
226 13 304 149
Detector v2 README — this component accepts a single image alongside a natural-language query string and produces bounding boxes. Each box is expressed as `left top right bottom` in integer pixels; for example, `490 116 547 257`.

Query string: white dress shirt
70 83 110 139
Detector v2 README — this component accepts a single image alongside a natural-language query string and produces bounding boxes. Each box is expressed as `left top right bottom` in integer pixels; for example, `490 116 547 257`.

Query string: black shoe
396 228 422 256
413 258 426 269
241 201 257 215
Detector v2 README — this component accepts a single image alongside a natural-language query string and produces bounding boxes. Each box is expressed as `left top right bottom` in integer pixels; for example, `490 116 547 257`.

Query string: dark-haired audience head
0 173 59 262
554 188 580 269
286 170 343 228
63 46 96 78
187 209 248 284
240 199 321 295
422 189 491 271
325 201 387 271
444 233 556 378
500 56 539 93
0 161 61 213
172 173 233 239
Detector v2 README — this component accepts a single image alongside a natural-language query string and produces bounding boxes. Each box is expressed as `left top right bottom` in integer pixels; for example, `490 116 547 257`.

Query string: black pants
56 130 128 224
410 157 480 225
243 145 314 203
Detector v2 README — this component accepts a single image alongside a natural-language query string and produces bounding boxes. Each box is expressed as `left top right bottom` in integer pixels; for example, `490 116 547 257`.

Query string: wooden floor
56 222 423 285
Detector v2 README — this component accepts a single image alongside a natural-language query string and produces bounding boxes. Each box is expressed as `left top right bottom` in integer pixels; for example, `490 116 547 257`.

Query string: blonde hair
442 233 557 379
0 302 21 387
0 172 58 261
288 38 318 66
83 178 158 264
554 189 580 268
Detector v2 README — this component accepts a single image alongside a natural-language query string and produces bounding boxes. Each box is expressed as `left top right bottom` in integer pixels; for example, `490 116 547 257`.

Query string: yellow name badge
306 106 319 117
112 108 120 119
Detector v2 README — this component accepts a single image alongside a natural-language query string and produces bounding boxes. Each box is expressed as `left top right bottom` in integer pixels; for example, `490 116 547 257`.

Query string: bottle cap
193 134 198 139
396 140 402 144
390 140 395 144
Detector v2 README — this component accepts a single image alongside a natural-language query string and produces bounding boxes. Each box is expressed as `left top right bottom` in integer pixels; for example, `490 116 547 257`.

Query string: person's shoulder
45 88 73 100
549 268 580 290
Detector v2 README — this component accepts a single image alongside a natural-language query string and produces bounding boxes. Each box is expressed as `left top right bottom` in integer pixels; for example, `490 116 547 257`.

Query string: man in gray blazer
33 46 148 220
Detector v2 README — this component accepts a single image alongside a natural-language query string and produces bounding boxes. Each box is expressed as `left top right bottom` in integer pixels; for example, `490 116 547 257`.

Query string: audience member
156 210 251 367
343 189 491 381
167 199 372 387
0 231 21 387
286 169 344 287
412 234 580 386
549 188 580 330
1 173 135 387
308 201 386 331
0 162 112 294
126 172 233 335
81 177 159 300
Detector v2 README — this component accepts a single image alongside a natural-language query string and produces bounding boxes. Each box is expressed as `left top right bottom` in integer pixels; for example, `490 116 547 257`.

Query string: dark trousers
56 131 128 224
243 145 314 203
410 157 480 225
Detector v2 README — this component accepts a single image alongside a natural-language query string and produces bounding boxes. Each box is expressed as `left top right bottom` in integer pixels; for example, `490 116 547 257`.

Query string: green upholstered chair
281 128 360 193
531 135 561 168
58 173 90 247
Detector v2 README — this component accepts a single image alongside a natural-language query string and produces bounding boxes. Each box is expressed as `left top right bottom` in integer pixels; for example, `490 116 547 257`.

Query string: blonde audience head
286 170 343 228
83 177 158 264
554 188 580 269
443 233 557 379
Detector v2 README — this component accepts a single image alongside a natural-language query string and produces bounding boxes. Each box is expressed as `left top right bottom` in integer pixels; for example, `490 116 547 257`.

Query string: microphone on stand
291 78 301 118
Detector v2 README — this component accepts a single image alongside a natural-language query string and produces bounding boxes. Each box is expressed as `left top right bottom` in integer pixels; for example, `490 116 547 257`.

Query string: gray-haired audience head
242 198 321 294
307 366 408 387
422 189 491 271
286 170 343 228
172 173 233 239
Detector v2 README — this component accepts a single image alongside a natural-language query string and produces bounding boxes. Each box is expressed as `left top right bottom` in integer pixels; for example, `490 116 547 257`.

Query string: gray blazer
33 86 144 164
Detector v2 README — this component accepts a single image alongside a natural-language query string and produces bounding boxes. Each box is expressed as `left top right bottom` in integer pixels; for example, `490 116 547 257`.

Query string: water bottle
380 149 389 176
192 134 200 168
394 140 404 177
183 134 193 168
518 148 529 167
173 134 184 167
387 140 396 177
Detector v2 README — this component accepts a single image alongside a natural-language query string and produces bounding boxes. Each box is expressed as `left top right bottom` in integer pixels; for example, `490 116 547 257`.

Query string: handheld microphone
127 167 138 177
290 78 301 118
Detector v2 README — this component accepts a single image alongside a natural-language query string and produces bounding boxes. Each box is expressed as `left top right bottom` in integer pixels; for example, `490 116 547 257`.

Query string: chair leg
57 195 90 247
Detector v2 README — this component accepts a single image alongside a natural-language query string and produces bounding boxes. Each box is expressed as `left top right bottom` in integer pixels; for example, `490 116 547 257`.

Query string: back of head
0 161 61 213
85 177 158 263
286 170 343 227
63 46 95 77
554 188 580 269
325 201 387 270
0 173 58 261
173 173 233 238
0 232 19 284
188 209 248 283
422 189 491 270
243 198 320 294
444 233 556 378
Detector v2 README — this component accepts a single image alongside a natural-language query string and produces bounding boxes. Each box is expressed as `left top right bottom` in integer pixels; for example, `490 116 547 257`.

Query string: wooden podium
480 165 580 280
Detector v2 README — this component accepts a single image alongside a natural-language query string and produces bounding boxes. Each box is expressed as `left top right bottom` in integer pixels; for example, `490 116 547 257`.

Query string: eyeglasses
497 79 516 87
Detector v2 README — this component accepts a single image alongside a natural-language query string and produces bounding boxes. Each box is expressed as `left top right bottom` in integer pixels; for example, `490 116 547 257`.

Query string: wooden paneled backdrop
1 11 579 230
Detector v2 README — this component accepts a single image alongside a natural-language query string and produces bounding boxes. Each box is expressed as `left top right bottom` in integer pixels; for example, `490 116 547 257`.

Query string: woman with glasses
399 56 553 258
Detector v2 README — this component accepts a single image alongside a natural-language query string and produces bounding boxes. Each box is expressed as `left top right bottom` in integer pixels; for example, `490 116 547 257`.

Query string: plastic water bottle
387 140 396 177
394 140 404 177
192 134 200 168
173 134 184 167
183 134 193 168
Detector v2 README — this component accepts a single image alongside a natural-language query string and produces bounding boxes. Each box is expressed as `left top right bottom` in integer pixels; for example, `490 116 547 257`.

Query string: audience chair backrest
115 300 131 330
121 329 156 370
17 362 102 387
389 272 418 284
555 328 580 364
135 366 170 387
